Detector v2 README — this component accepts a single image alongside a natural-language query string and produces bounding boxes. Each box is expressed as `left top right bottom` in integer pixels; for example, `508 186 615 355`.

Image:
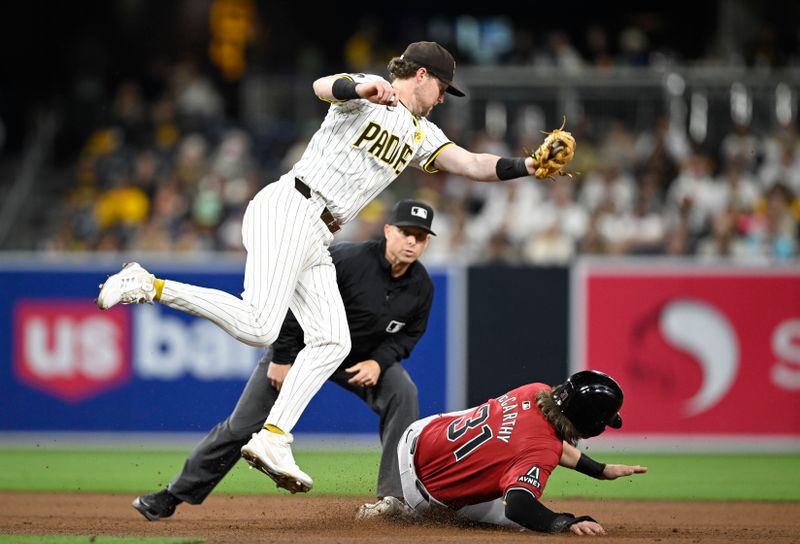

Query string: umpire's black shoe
132 489 182 521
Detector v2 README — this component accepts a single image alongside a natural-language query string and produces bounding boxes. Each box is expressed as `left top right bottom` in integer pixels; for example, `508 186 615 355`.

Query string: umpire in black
133 199 436 520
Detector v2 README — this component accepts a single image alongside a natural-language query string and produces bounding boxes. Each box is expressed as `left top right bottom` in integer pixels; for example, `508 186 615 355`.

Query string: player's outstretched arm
504 489 605 535
559 441 583 468
433 144 537 182
560 442 647 480
599 463 648 480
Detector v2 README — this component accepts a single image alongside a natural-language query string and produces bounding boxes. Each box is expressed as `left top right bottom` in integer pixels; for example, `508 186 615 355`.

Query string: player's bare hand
358 81 398 107
346 360 381 387
267 362 292 391
600 464 648 480
569 520 606 536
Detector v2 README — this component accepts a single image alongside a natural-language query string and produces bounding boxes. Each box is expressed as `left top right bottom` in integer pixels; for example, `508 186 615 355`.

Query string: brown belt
294 178 340 234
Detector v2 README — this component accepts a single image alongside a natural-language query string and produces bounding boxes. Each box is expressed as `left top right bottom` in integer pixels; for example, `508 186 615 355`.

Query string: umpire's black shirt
271 239 434 371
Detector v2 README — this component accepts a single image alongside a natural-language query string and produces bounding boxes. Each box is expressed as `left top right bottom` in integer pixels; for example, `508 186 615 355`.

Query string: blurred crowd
41 44 800 264
42 67 800 265
44 61 258 253
419 119 800 265
339 12 799 76
13 3 797 263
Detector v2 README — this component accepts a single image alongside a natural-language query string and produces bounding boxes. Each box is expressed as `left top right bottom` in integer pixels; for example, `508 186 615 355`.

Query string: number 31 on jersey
446 404 493 461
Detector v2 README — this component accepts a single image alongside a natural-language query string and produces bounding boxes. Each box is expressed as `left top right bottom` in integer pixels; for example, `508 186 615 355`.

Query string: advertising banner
0 259 449 434
574 261 800 441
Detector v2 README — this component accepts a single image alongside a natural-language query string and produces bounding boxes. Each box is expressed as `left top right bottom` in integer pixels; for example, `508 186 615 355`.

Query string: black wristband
575 452 606 478
332 77 360 100
549 514 577 533
496 157 529 180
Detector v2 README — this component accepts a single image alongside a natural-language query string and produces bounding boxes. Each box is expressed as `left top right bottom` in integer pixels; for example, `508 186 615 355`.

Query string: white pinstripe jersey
292 73 453 225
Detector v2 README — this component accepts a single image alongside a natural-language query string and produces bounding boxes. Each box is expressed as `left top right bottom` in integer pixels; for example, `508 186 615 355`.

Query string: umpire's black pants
167 355 419 502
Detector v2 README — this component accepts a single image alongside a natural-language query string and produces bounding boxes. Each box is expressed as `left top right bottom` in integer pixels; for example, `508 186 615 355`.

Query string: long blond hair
536 389 582 445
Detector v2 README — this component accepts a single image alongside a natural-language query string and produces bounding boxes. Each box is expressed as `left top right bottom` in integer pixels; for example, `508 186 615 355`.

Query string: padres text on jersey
293 73 453 226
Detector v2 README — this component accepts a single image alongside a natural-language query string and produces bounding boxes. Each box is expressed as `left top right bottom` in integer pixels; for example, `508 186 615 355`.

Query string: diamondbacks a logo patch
518 465 542 488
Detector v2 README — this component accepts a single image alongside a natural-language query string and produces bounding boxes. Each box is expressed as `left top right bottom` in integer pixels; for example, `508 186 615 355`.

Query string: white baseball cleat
96 262 156 310
240 429 313 494
356 496 414 521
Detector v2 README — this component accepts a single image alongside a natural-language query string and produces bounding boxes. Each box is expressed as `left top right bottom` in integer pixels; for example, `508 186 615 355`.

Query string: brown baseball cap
401 41 466 97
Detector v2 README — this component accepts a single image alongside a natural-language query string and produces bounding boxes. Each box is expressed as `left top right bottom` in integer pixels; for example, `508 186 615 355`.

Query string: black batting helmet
552 370 624 438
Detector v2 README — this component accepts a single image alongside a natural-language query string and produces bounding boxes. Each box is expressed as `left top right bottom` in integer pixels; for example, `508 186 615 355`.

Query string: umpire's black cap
401 41 466 97
388 199 436 235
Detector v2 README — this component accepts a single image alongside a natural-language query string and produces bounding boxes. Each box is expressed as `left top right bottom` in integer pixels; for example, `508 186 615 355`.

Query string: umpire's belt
295 178 341 234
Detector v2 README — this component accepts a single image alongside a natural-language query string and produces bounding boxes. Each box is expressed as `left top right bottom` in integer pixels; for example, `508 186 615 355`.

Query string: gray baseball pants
167 357 418 502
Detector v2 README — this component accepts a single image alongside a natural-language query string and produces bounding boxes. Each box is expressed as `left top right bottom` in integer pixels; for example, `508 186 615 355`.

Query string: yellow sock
265 424 285 435
154 278 165 302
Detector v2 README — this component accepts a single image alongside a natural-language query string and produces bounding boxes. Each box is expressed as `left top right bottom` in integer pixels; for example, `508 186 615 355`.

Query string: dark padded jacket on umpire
271 239 434 372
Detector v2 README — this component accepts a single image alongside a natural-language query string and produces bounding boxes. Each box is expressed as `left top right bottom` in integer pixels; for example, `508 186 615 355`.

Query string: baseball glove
527 118 576 180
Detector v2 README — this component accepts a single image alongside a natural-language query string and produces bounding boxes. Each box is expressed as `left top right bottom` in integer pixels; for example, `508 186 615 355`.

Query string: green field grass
0 449 798 501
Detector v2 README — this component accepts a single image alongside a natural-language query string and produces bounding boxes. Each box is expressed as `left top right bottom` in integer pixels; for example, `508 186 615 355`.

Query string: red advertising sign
14 301 131 402
576 264 800 435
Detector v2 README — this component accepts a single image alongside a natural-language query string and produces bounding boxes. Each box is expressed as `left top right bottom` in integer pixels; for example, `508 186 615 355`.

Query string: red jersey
415 383 563 508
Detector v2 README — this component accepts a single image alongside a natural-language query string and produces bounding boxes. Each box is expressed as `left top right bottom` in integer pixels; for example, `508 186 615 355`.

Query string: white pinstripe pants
160 175 351 431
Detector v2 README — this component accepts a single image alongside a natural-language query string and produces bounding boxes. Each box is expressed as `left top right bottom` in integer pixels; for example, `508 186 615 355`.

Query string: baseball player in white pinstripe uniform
96 41 547 494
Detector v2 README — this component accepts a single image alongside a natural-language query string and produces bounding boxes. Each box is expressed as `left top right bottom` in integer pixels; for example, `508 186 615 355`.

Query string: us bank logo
14 300 131 403
13 300 258 403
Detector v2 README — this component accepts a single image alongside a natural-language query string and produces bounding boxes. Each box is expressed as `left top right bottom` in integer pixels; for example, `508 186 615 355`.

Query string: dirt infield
1 492 798 543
